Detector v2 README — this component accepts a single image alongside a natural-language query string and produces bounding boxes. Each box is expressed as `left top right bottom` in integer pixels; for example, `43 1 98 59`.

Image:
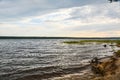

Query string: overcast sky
0 0 120 37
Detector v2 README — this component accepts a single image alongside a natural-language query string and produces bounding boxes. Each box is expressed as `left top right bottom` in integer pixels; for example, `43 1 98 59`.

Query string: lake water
0 39 117 80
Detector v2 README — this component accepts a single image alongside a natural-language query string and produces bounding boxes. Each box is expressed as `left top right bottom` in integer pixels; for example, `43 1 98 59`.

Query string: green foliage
108 0 119 3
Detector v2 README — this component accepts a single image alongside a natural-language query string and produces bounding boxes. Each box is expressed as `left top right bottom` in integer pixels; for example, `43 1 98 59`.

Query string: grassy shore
64 40 120 47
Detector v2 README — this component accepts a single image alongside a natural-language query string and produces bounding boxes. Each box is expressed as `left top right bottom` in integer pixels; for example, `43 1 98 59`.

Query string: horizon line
0 36 120 39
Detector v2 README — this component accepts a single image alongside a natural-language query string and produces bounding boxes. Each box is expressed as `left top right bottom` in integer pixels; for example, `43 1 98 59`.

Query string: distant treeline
0 36 120 39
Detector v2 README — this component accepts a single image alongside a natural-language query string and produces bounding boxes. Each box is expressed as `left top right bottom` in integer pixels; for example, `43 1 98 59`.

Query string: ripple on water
0 39 115 80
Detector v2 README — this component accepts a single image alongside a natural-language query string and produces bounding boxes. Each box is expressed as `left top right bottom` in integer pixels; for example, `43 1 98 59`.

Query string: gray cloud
0 0 107 22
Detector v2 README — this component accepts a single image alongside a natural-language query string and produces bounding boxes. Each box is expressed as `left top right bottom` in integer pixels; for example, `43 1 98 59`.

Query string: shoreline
52 54 120 80
51 58 120 80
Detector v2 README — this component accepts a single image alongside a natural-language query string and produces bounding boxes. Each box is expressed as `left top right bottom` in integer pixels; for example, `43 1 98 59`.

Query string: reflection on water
0 39 116 80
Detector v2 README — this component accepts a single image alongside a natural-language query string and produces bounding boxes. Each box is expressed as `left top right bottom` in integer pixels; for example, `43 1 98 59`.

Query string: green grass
64 40 120 46
63 41 82 44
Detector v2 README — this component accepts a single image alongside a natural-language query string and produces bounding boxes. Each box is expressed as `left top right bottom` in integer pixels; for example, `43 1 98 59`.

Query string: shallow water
0 39 116 80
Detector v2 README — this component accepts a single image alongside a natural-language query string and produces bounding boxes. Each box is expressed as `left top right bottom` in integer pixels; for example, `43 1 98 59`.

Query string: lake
0 39 116 80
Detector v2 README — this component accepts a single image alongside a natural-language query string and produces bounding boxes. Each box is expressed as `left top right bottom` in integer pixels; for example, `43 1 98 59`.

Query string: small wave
0 64 90 80
17 47 37 50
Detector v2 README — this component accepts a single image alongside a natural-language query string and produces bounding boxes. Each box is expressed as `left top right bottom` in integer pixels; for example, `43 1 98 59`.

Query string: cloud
0 0 120 37
0 0 107 22
24 2 120 27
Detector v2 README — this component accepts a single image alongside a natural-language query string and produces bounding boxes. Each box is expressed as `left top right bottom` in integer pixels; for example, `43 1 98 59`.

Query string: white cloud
22 2 119 24
35 8 72 22
24 2 120 33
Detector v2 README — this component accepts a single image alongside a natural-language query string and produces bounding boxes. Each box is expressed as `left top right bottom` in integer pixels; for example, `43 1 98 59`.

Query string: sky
0 0 120 37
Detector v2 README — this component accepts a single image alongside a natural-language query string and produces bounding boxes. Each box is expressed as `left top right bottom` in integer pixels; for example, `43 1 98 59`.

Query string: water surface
0 39 116 80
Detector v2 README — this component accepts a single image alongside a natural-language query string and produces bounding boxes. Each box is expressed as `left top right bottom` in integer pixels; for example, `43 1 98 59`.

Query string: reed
64 40 120 46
